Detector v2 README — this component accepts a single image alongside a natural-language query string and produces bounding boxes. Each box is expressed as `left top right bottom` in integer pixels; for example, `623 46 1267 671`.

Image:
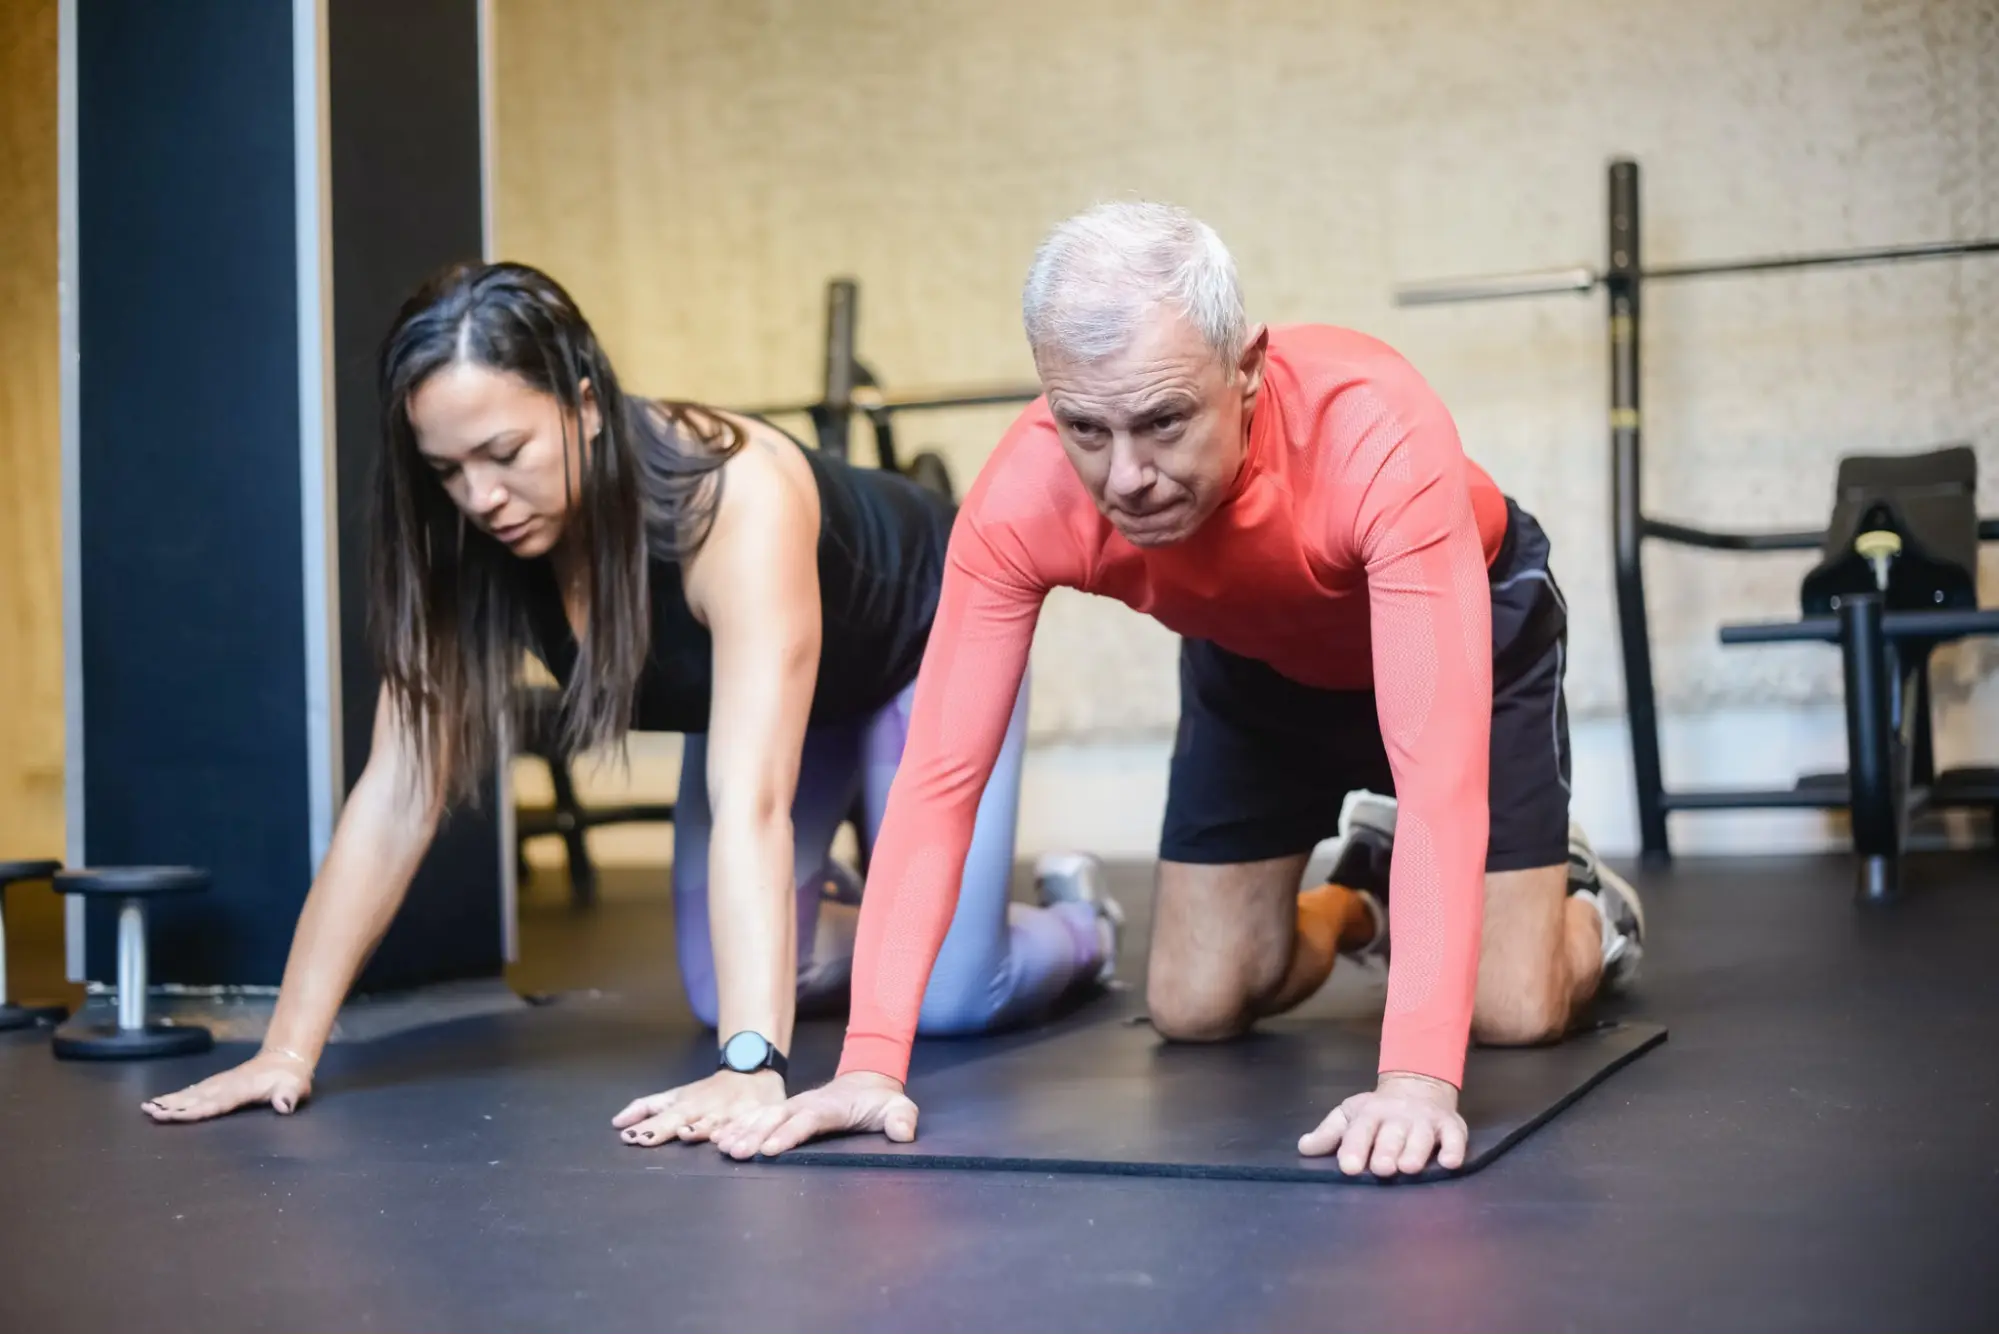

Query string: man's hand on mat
613 1069 786 1147
1298 1072 1467 1177
711 1071 918 1160
141 1049 314 1123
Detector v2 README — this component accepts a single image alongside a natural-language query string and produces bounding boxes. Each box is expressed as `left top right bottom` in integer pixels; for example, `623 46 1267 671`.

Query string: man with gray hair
719 202 1646 1179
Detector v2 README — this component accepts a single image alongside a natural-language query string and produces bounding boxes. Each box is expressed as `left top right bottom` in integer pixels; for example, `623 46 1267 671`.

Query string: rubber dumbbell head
51 867 214 1060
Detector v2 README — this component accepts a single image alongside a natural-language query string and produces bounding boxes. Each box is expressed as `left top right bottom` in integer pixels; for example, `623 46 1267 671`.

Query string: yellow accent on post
1610 408 1641 430
1854 530 1902 561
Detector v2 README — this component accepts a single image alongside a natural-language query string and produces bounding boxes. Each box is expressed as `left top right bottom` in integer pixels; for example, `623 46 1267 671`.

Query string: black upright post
815 278 859 459
1606 159 1670 864
70 0 501 991
1838 595 1899 905
327 0 500 990
74 0 314 982
1908 665 1937 788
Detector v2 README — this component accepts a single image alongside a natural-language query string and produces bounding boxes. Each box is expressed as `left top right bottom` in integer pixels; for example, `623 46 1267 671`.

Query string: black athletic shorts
1160 497 1571 873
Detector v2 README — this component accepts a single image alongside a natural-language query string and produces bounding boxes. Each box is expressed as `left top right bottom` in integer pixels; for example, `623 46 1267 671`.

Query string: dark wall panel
329 0 502 989
77 0 308 983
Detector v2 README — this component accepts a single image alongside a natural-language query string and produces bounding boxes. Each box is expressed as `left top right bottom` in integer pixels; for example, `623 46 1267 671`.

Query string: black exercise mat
786 1011 1666 1184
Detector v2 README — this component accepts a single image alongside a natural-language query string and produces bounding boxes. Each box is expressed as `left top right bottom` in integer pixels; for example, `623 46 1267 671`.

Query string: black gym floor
2 853 1996 1331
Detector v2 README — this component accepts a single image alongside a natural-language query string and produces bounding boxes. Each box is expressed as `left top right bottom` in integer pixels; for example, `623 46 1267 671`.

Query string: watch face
721 1031 772 1072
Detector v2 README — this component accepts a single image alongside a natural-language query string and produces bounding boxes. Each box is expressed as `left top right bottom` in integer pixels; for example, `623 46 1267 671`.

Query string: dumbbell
51 866 214 1060
0 860 70 1031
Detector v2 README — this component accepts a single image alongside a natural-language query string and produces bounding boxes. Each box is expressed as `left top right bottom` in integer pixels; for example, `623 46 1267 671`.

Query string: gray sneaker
1327 789 1396 960
1033 851 1124 985
1567 824 1645 992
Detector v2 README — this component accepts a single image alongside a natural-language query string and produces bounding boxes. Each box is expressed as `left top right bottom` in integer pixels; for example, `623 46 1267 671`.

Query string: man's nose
1105 436 1150 499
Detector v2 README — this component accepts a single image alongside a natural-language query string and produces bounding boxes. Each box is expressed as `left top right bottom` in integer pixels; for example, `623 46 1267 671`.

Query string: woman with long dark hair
140 262 1118 1140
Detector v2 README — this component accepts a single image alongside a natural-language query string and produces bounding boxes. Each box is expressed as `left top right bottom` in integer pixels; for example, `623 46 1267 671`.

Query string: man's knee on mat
1471 974 1571 1046
1147 962 1279 1042
1472 863 1579 1045
1147 855 1310 1041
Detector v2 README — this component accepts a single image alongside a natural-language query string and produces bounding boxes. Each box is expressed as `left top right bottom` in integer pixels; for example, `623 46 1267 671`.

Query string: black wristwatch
718 1030 788 1078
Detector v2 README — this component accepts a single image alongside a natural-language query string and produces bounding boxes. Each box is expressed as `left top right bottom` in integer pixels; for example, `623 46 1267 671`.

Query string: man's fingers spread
1337 1115 1380 1176
758 1109 825 1159
1398 1121 1439 1176
1298 1107 1349 1157
755 1112 814 1158
1370 1122 1410 1178
1438 1117 1470 1169
714 1107 774 1156
723 1107 790 1159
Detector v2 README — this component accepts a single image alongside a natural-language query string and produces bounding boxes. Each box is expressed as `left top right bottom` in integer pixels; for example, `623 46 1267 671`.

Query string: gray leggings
672 676 1096 1035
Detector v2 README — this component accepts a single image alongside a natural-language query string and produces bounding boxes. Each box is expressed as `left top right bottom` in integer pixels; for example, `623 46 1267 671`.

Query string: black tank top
525 433 956 734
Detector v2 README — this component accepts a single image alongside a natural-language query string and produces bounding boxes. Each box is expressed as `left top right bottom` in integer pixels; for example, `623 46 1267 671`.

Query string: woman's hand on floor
710 1071 918 1160
142 1049 314 1123
613 1069 787 1146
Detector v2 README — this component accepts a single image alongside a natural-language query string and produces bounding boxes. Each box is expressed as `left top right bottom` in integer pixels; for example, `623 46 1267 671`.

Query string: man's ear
1237 324 1270 408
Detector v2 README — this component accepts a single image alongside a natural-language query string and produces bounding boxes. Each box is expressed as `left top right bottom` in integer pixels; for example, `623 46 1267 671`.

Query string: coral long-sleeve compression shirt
837 324 1509 1089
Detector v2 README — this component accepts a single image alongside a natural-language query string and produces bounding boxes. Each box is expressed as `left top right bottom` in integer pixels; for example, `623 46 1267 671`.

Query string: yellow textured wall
0 0 63 856
0 0 71 1001
495 0 1998 739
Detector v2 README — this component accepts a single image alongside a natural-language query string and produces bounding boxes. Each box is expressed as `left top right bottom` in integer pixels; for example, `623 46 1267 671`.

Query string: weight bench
1719 445 1999 902
512 685 676 908
511 687 880 905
